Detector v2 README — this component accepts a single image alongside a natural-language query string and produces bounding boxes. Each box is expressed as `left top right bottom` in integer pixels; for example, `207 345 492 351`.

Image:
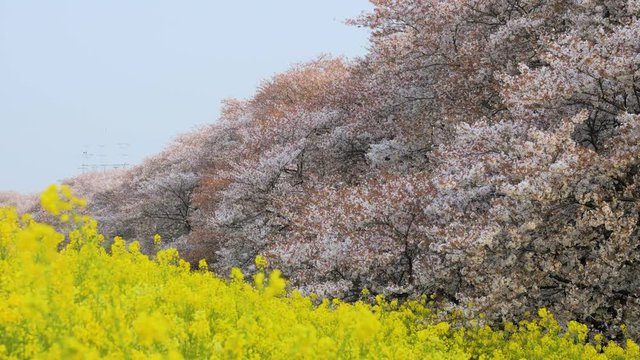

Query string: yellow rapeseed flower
0 186 636 359
255 255 268 270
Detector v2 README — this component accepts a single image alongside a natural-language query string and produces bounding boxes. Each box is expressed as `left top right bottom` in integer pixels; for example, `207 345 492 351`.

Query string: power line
79 142 130 173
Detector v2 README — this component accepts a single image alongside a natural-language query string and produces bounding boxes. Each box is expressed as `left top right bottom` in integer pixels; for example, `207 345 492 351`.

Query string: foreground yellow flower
0 185 637 359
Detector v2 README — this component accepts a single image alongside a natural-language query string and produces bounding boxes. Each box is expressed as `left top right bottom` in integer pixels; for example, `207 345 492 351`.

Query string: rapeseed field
0 185 637 359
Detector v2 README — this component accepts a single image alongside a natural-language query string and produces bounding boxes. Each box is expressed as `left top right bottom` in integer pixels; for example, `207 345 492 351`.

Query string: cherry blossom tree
48 0 640 338
0 191 37 214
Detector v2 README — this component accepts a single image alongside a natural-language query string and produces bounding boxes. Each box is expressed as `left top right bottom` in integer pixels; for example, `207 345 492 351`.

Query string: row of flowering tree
4 0 635 339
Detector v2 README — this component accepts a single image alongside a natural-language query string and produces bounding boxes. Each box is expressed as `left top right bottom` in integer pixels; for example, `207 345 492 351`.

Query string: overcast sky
0 1 372 193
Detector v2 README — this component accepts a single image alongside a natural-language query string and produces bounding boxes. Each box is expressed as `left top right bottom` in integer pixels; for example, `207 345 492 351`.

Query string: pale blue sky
0 1 372 193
